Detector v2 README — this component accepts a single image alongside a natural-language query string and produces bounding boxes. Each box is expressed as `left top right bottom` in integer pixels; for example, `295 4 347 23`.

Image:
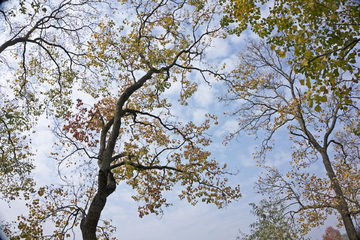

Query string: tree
1 1 241 239
323 226 342 240
220 0 360 110
237 202 308 240
0 0 113 202
221 39 360 239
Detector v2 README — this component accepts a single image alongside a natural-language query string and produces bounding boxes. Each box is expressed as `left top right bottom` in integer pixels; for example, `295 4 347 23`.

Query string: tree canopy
0 0 241 239
221 39 360 239
0 0 112 201
322 226 342 240
237 202 308 240
1 0 359 239
219 0 360 238
221 0 360 110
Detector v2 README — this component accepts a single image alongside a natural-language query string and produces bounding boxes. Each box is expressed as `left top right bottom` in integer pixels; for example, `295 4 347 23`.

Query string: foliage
237 202 308 240
220 0 360 237
220 0 360 110
221 39 360 239
0 98 35 201
0 0 113 201
323 226 342 240
1 0 241 239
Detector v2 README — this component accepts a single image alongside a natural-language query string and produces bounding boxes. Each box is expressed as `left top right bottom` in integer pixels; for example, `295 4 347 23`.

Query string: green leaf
314 94 320 103
308 99 313 108
304 51 312 58
344 98 352 104
331 4 338 11
314 105 321 112
330 77 336 86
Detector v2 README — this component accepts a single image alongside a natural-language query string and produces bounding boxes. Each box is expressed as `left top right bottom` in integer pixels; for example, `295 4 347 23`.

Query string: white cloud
214 119 238 137
193 83 216 109
205 38 231 60
265 148 292 167
192 108 208 125
104 194 247 240
238 154 256 168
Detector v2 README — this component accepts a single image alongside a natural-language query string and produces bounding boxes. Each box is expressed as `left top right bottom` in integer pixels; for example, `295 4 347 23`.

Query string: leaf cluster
221 0 360 110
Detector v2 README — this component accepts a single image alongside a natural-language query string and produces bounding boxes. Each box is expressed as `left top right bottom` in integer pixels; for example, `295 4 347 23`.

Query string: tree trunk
295 104 359 240
80 169 116 240
320 151 359 240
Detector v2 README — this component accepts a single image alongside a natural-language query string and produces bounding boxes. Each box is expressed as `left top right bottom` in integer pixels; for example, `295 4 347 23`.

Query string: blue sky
0 34 342 240
0 1 347 239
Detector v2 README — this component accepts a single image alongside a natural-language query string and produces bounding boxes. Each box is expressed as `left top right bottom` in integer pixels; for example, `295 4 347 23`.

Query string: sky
0 1 349 240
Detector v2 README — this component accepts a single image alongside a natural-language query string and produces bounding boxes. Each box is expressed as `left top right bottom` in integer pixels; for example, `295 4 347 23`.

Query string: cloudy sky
0 1 345 240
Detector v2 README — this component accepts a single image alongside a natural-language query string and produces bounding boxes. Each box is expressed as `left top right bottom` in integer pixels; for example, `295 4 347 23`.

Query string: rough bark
320 151 359 240
295 104 359 240
80 169 116 240
79 67 158 239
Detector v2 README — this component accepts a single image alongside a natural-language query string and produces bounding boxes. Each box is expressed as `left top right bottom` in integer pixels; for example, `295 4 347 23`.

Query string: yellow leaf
309 2 315 10
309 99 313 108
332 4 338 11
304 51 312 58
